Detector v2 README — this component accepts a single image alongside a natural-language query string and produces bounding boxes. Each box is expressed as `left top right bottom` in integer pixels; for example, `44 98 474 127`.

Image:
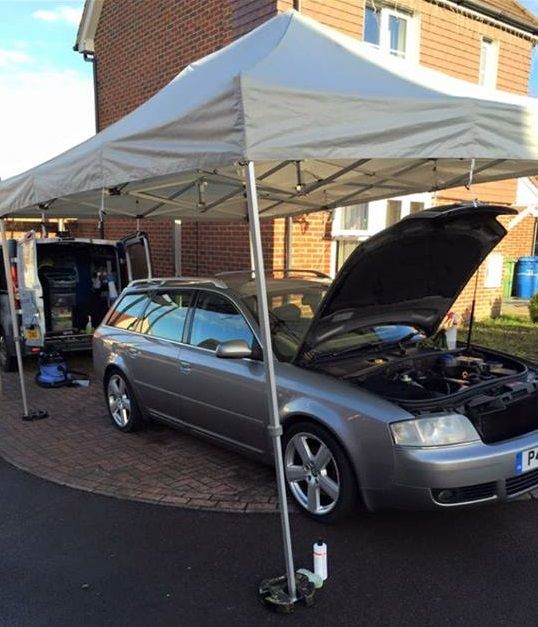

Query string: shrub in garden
530 293 538 323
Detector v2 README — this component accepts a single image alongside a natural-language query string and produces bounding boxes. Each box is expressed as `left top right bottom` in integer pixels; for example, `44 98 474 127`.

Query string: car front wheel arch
281 415 362 522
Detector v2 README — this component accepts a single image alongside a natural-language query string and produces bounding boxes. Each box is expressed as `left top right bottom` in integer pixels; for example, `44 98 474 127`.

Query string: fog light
436 489 454 503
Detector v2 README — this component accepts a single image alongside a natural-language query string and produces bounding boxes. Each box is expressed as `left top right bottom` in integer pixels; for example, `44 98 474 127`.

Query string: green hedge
530 294 538 324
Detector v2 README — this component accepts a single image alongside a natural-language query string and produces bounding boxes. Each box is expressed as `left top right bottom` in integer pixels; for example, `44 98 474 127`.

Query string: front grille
432 482 497 505
506 468 538 496
468 392 538 444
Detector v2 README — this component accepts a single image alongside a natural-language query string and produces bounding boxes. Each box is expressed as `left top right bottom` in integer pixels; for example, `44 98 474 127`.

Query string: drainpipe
83 52 100 133
293 0 301 11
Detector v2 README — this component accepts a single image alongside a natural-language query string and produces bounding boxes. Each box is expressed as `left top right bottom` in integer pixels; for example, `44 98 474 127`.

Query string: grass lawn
460 315 538 364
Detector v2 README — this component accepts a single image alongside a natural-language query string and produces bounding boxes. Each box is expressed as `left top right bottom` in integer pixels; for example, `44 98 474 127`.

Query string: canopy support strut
0 219 29 417
244 162 297 604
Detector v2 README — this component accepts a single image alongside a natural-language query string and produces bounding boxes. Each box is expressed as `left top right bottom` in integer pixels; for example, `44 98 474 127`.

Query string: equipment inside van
0 229 152 371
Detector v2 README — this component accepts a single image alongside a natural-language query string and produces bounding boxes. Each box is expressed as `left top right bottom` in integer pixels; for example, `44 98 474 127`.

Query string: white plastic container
445 325 458 350
313 541 327 581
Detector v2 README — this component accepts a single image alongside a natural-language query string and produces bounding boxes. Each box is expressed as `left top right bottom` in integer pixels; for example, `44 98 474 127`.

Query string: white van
0 230 152 371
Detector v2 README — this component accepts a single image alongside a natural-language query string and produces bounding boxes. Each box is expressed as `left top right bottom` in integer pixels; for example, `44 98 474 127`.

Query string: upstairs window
479 37 499 88
364 3 418 62
338 203 370 235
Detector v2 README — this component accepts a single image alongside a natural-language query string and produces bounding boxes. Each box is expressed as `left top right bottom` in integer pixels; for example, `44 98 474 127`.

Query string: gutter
83 52 100 133
432 0 538 38
73 0 103 133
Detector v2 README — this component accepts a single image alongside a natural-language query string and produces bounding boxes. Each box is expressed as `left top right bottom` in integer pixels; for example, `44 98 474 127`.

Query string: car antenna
465 271 480 353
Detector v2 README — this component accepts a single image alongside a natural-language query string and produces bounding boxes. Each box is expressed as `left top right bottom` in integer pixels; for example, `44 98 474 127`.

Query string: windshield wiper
308 332 421 365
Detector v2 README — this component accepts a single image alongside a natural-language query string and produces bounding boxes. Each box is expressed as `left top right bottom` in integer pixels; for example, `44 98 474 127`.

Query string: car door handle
178 360 191 374
127 347 140 357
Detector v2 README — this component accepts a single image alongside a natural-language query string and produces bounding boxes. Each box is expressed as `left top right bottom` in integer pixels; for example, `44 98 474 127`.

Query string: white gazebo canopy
1 9 538 220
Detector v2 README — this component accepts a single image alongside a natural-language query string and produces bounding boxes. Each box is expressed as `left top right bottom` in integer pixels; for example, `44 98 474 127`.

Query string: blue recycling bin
515 257 538 299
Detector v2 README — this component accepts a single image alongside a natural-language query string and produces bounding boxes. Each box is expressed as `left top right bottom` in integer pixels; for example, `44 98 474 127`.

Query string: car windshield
243 283 327 362
307 324 424 362
243 283 423 363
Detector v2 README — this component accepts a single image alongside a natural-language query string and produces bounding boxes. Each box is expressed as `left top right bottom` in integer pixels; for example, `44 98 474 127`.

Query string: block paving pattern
0 356 285 513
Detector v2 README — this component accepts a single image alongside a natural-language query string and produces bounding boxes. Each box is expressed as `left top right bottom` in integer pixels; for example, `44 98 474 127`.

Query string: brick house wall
72 0 538 319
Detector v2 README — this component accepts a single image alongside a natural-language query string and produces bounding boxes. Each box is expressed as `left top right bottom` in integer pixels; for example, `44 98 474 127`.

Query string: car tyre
105 370 143 432
283 421 358 523
0 328 17 372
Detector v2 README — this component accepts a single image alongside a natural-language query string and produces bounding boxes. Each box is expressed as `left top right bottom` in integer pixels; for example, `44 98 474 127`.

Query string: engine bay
353 349 527 402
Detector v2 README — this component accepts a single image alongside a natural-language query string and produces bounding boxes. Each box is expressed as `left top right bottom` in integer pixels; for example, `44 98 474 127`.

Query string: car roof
126 271 331 296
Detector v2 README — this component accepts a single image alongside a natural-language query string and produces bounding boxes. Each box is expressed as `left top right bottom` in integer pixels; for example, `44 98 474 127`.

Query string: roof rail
215 268 331 280
128 276 227 289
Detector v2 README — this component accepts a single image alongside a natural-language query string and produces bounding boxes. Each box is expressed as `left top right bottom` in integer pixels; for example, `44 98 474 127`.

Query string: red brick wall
94 0 279 129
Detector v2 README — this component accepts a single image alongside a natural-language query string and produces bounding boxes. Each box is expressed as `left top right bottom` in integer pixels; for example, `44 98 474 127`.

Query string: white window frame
331 192 432 275
479 36 499 88
331 202 372 239
363 3 420 64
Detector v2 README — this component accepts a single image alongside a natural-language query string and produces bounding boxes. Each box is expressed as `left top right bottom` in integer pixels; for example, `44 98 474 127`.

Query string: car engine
357 350 526 402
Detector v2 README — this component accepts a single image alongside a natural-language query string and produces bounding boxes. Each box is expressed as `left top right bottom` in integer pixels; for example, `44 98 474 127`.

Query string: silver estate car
93 204 538 522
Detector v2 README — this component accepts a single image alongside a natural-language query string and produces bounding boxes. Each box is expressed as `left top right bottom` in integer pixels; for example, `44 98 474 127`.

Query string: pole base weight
22 410 49 422
258 572 316 613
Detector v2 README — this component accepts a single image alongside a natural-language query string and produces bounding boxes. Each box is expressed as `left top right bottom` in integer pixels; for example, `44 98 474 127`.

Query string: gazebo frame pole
0 219 30 416
244 161 297 602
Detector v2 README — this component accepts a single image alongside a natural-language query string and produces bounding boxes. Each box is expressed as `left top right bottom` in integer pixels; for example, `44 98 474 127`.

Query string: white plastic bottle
313 540 328 581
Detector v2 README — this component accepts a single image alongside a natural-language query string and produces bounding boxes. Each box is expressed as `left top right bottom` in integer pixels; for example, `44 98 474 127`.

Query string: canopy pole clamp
267 424 283 438
465 158 479 207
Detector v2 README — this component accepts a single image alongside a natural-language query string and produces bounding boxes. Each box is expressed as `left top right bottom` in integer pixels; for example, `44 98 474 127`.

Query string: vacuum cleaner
35 351 89 388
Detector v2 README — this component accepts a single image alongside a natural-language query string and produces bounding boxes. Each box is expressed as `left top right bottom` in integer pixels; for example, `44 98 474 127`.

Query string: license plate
24 328 40 341
516 448 538 474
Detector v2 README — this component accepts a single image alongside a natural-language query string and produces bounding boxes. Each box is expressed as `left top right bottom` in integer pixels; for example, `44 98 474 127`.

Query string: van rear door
119 232 153 282
17 232 45 347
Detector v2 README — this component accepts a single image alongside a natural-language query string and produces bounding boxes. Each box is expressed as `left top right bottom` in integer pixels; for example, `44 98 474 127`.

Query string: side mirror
216 339 253 359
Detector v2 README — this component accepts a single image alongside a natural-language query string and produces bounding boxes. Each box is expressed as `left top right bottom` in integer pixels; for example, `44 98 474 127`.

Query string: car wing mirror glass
215 339 253 359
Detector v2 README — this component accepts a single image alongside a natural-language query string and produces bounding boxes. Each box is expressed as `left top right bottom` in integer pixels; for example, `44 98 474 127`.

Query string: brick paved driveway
0 356 281 513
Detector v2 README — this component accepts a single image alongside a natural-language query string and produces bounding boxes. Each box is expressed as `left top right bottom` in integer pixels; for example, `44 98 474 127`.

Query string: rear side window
108 293 149 331
138 290 193 342
190 291 254 351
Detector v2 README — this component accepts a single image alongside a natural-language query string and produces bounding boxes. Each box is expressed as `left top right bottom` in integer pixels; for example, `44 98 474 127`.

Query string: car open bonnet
295 204 516 364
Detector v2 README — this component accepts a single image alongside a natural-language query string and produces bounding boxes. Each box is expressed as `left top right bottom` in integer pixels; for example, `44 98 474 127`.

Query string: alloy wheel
107 374 132 428
284 431 340 515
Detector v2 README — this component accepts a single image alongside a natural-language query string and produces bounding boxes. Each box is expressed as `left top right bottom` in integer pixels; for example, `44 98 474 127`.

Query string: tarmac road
1 456 538 627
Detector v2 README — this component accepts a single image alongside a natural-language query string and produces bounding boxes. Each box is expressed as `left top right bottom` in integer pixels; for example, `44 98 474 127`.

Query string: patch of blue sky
520 0 538 95
0 1 88 75
0 2 93 178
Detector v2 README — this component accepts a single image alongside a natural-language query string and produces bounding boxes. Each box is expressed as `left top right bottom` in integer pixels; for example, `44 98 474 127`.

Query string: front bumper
362 430 538 511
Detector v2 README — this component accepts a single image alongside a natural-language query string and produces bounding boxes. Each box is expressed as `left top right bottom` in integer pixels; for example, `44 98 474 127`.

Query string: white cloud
0 69 94 179
32 6 83 26
0 49 32 68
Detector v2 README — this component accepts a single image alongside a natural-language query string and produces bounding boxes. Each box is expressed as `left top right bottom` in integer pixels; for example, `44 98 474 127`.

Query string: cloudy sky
0 1 92 180
0 1 537 181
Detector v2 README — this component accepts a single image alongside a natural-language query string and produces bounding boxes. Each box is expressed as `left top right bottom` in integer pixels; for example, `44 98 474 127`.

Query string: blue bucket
515 257 538 299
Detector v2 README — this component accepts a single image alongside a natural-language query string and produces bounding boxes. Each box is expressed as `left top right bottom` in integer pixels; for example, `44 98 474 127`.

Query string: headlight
390 414 479 447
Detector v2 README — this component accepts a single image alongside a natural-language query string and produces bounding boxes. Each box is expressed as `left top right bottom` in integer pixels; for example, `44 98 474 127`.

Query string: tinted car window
190 292 254 351
243 284 327 362
108 292 149 331
138 290 193 342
